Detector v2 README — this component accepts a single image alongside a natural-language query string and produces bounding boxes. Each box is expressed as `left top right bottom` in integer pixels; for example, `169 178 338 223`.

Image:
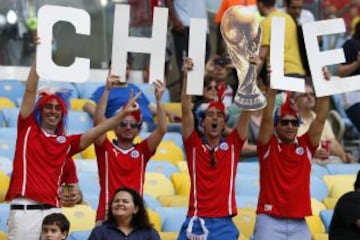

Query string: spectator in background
88 187 160 240
295 83 356 164
256 0 305 82
178 57 251 239
41 213 70 240
329 170 360 240
338 21 360 133
92 71 166 223
253 68 331 240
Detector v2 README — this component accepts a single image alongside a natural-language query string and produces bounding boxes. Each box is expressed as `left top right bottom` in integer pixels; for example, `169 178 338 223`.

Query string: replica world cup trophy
220 6 266 110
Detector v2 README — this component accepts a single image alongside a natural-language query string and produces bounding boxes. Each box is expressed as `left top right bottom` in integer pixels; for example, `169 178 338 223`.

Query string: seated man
295 83 356 164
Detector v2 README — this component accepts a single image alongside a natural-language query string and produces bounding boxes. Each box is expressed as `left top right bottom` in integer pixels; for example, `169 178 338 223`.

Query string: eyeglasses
206 85 217 91
209 149 217 167
43 103 62 111
279 119 299 127
119 121 139 129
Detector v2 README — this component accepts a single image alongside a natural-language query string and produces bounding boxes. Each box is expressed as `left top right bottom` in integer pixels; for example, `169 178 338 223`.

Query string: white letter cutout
111 5 168 84
187 18 207 95
270 17 304 92
303 18 360 96
37 5 90 82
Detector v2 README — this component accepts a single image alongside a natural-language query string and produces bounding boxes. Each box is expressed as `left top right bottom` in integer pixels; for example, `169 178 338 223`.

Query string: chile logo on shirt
130 150 140 159
295 147 304 155
219 142 229 151
56 136 66 143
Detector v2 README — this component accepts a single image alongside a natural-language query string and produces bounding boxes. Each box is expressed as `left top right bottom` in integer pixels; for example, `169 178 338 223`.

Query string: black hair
42 213 70 236
258 0 276 7
354 170 360 190
354 21 360 40
106 187 153 229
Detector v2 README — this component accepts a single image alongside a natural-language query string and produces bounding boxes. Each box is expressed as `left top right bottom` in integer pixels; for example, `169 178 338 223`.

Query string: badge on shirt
56 136 66 143
219 142 229 151
295 147 304 155
130 150 140 159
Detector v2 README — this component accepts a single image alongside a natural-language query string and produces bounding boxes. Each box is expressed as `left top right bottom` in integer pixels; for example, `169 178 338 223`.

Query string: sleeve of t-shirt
137 139 156 163
227 128 245 150
184 130 199 151
61 157 78 184
260 17 271 46
257 135 276 159
301 133 318 156
68 134 82 156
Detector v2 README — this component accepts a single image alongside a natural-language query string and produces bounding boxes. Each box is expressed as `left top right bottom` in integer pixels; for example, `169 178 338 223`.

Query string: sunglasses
209 149 217 167
279 119 299 127
119 121 139 129
206 85 217 91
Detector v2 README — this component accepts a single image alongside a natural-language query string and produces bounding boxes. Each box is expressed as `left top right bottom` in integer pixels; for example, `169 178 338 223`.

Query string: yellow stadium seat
306 199 326 237
62 204 96 233
163 103 182 122
312 233 329 240
70 99 88 111
0 97 16 109
0 230 7 240
0 171 10 202
322 197 338 209
151 141 184 164
171 173 190 196
159 232 178 240
238 234 249 240
176 161 188 173
143 173 175 199
147 208 161 232
322 174 356 195
233 208 256 239
158 195 189 207
331 178 354 199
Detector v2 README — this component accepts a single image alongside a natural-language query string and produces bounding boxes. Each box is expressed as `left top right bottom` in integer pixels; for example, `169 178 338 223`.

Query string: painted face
275 115 299 143
296 85 315 110
202 107 226 138
40 98 63 132
41 224 66 240
115 115 139 142
111 191 138 220
203 81 218 102
287 0 303 19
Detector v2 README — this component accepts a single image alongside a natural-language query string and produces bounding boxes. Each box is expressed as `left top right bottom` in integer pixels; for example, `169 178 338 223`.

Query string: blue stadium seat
67 111 93 133
0 80 25 107
0 203 9 232
326 163 360 175
235 174 259 197
74 82 103 99
78 171 100 198
310 175 329 201
311 164 330 178
67 230 91 240
0 127 17 142
237 162 259 176
1 108 19 128
75 159 98 173
155 207 187 232
162 132 183 149
83 194 99 210
135 83 170 104
146 160 179 178
0 157 13 176
0 138 16 160
235 195 258 209
319 209 334 233
144 194 162 211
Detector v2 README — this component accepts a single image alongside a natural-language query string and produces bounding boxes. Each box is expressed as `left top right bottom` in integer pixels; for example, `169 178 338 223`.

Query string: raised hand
105 73 121 91
182 57 194 73
153 80 165 101
123 91 142 114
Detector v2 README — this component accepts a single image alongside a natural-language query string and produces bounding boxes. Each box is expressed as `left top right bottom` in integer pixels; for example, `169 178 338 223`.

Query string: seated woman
88 187 160 240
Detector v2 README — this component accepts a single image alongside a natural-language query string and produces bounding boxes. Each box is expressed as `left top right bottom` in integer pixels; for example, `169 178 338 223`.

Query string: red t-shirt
256 133 317 218
5 114 81 207
184 130 245 217
95 138 154 221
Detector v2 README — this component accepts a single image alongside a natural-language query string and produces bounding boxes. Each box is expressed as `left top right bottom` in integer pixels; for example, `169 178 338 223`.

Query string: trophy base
234 93 267 110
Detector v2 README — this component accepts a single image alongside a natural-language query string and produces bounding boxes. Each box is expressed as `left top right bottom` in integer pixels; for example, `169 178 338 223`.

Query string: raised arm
165 0 185 32
21 56 39 118
146 80 167 152
257 88 276 145
337 51 360 77
235 110 251 140
307 68 331 147
79 93 141 150
181 57 195 140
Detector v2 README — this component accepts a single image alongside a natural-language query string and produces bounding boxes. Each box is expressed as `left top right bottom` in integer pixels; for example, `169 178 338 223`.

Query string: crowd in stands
0 0 360 240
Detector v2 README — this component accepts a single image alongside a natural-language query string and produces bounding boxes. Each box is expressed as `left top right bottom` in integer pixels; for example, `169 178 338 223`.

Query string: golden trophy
220 6 266 110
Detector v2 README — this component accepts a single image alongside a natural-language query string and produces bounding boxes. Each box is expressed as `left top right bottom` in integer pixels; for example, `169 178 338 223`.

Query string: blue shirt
88 222 160 240
90 84 154 124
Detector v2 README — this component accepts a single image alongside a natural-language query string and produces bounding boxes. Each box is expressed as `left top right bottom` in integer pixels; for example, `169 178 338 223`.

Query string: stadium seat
322 174 356 197
78 171 100 198
331 179 354 199
0 80 25 106
235 174 259 197
0 97 16 109
326 163 360 175
147 208 162 232
62 204 96 232
312 233 329 240
158 195 189 207
70 99 88 111
159 232 178 240
163 102 182 122
1 107 19 127
170 173 190 196
311 164 330 178
235 195 258 209
233 208 256 239
144 194 162 210
67 230 91 240
0 203 9 232
319 209 334 233
306 198 326 237
0 231 6 240
151 141 185 164
0 127 17 142
136 83 170 104
0 157 12 176
237 162 259 176
67 111 93 133
322 197 338 209
155 207 187 232
75 159 98 173
0 138 16 160
83 194 99 210
176 161 188 173
75 82 103 99
0 170 10 202
143 173 175 199
162 132 183 149
310 175 329 201
146 160 179 178
80 144 96 159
